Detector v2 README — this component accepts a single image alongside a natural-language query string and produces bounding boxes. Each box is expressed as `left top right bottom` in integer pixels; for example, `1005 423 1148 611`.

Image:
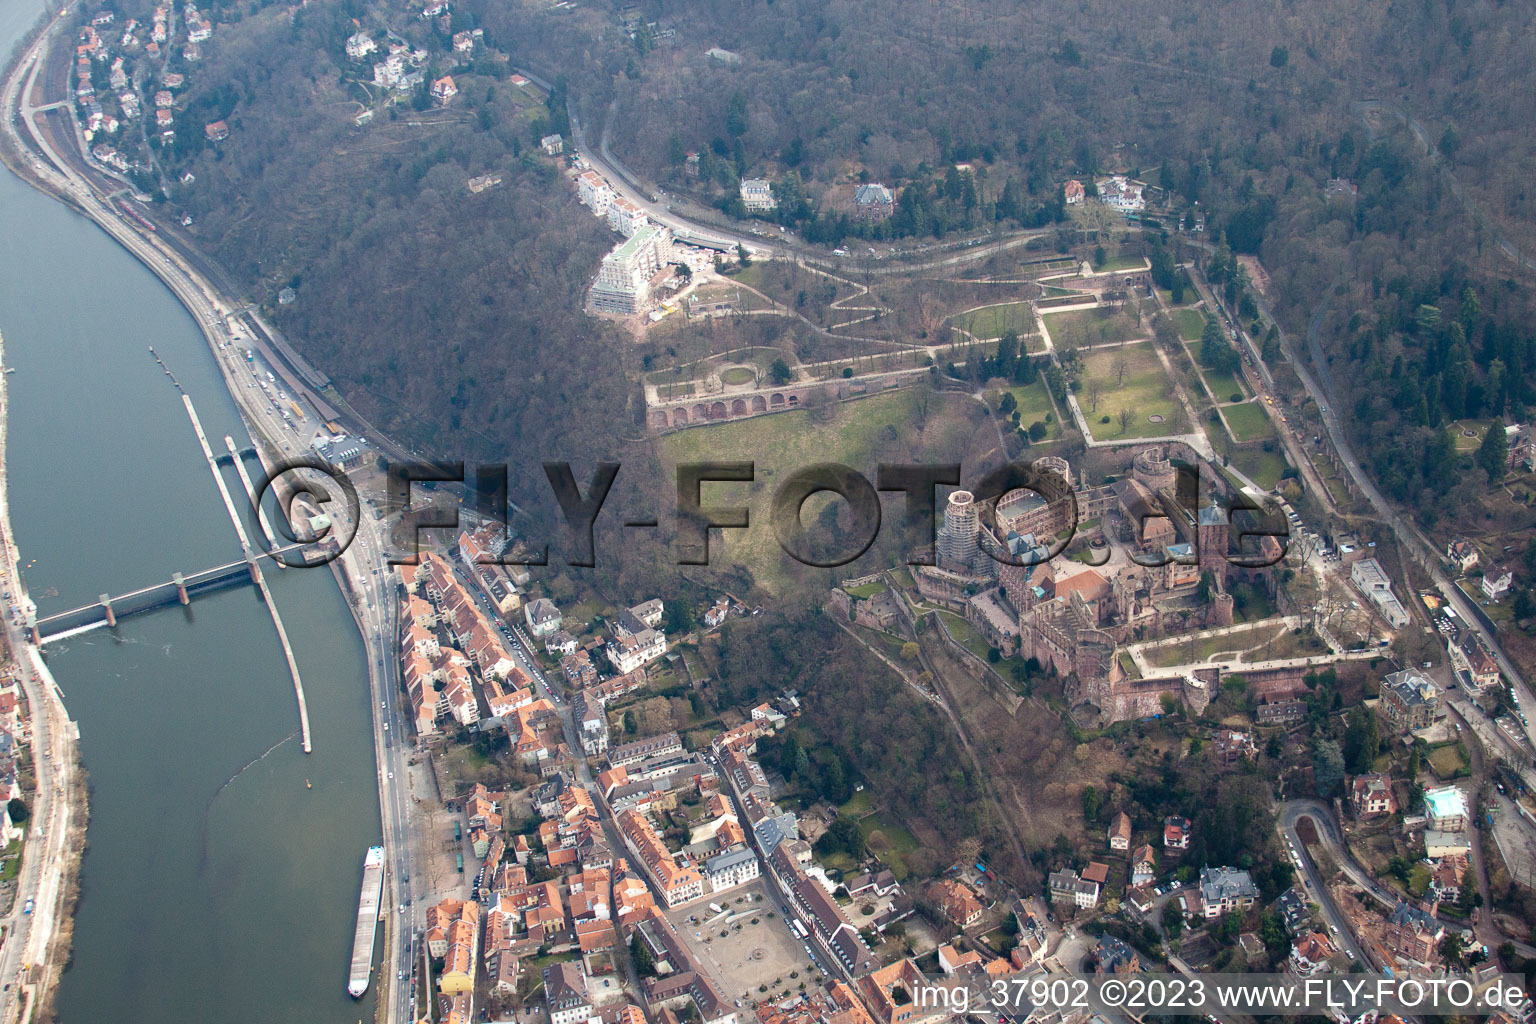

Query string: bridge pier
99 594 115 628
172 572 188 605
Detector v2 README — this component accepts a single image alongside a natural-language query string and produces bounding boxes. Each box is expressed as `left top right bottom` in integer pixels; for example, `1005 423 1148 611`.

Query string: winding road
1277 800 1374 964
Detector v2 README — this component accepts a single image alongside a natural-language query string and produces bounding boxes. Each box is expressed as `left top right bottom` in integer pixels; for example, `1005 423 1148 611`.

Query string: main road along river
0 1 384 1021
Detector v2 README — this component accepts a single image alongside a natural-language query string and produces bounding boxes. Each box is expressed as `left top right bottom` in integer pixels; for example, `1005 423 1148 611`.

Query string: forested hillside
587 0 1536 528
114 0 642 511
102 0 1536 541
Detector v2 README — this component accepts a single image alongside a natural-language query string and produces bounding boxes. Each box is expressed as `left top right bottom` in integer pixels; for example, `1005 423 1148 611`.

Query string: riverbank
0 327 87 1024
0 10 406 1024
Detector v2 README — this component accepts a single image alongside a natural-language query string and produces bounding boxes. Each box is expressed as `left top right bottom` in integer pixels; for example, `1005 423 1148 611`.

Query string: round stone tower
1133 446 1176 493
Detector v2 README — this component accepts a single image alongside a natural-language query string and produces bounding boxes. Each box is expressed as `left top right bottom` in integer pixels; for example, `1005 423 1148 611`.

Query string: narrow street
1277 800 1372 964
503 624 652 1017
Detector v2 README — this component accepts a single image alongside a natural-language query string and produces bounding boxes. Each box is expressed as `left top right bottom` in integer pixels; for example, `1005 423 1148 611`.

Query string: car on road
22 900 32 915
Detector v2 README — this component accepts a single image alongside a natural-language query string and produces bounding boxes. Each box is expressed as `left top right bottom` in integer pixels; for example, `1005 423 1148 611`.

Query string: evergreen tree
1082 785 1100 823
1313 739 1345 797
630 932 656 975
1477 420 1509 483
1200 314 1240 374
1343 706 1380 774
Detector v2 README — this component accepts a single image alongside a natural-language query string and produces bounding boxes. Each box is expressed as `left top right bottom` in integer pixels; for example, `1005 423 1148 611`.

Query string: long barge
347 846 385 998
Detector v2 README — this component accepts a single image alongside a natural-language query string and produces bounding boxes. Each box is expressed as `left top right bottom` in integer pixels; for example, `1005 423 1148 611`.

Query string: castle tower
1196 504 1229 575
1133 446 1176 494
1033 455 1072 491
938 490 979 570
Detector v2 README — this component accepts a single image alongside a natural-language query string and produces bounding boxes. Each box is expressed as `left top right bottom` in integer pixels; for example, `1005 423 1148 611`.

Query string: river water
0 1 383 1020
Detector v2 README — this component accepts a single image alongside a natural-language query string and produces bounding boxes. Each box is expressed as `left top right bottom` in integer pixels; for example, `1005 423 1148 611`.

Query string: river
0 0 384 1020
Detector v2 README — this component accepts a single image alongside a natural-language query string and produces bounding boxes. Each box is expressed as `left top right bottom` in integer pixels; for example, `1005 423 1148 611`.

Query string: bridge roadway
30 540 312 641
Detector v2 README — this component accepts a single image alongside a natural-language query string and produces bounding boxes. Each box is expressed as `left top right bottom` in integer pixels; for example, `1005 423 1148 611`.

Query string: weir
181 392 313 754
224 435 279 549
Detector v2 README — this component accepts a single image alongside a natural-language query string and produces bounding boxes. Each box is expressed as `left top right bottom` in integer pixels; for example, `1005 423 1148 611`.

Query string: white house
1287 931 1335 976
577 171 615 217
703 846 760 891
1095 176 1145 213
740 178 776 213
1197 865 1258 918
607 627 666 674
346 32 377 60
543 963 592 1024
1446 538 1479 573
431 75 458 106
1482 566 1514 600
372 55 404 88
524 598 562 638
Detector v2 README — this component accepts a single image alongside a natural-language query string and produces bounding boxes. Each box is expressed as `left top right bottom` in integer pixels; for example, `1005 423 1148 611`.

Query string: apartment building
590 224 672 314
577 170 615 216
607 197 649 236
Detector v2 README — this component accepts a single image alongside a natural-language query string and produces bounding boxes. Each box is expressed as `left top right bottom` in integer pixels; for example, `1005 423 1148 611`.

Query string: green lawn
1078 342 1182 440
1448 419 1495 453
859 812 922 879
1231 582 1277 623
1223 401 1276 442
1172 308 1207 341
1096 255 1149 273
819 850 857 874
1143 621 1288 668
657 381 696 400
1158 286 1197 308
1005 377 1062 440
1427 743 1469 779
952 301 1037 341
730 262 774 289
839 790 875 817
645 345 787 386
662 390 976 593
1201 367 1246 403
1242 625 1328 662
938 610 993 660
720 366 756 386
845 581 887 599
1185 343 1245 402
1230 447 1290 490
1043 307 1147 348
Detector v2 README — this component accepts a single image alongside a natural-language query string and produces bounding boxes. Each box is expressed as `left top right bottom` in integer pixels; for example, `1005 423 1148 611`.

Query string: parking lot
665 879 826 1006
